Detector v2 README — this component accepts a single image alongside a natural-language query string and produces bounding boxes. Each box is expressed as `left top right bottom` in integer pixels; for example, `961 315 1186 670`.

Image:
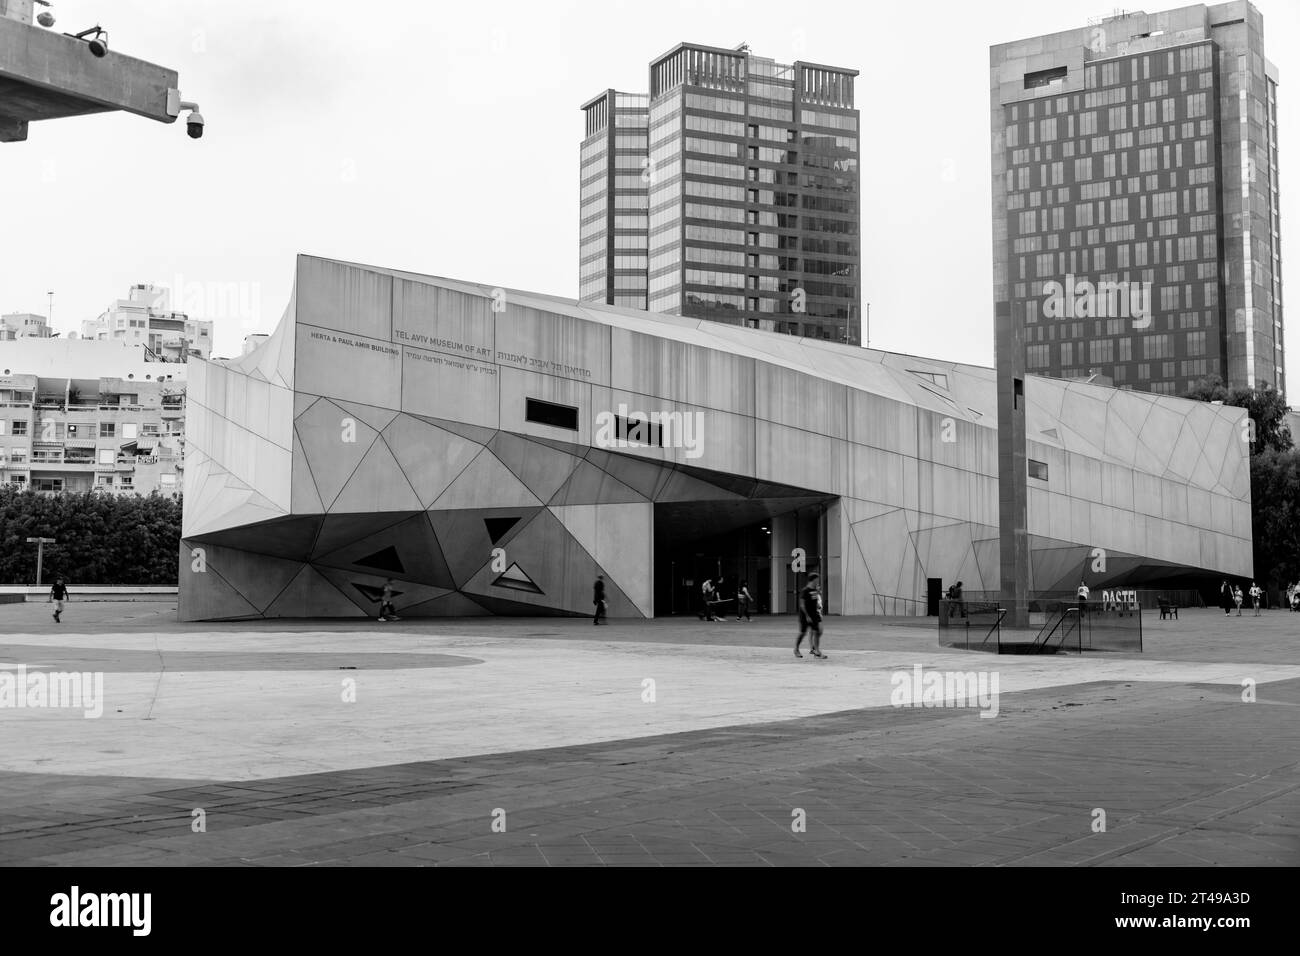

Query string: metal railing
938 600 1004 652
964 589 1203 610
941 599 1142 654
873 593 927 616
1032 604 1081 653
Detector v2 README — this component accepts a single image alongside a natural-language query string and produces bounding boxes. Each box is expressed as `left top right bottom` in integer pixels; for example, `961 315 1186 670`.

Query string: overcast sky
2 0 1297 382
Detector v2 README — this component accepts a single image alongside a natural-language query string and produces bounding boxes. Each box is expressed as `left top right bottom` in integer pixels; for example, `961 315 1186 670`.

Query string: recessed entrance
653 497 833 616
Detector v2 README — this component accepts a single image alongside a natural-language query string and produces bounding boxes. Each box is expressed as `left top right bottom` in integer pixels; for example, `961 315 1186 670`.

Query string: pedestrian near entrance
48 577 69 623
377 578 399 622
593 575 607 625
1233 585 1244 616
736 580 753 621
700 578 723 622
1249 581 1263 616
794 572 825 659
946 582 967 621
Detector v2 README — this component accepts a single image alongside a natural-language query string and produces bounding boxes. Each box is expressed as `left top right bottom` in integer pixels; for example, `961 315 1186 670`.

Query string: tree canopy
1184 376 1297 592
0 488 181 585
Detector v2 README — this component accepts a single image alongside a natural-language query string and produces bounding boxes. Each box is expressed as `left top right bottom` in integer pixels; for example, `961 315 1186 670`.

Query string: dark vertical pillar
996 298 1030 627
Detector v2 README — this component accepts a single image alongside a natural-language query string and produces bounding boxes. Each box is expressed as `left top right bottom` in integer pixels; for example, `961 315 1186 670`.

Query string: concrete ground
0 602 1296 866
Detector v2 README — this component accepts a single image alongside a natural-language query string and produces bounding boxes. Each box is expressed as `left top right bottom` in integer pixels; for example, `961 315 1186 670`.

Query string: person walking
701 577 724 622
48 577 69 623
377 578 399 622
1233 585 1244 616
1249 581 1263 616
794 572 826 659
593 574 607 625
736 580 753 622
1219 579 1234 615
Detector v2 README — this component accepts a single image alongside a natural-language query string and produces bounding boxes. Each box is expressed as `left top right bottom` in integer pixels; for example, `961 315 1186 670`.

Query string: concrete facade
0 3 184 142
177 256 1251 621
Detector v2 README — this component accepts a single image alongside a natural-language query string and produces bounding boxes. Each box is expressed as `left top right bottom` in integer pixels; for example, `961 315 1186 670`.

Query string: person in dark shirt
49 578 70 623
794 572 826 659
593 575 607 625
736 581 753 622
377 579 399 622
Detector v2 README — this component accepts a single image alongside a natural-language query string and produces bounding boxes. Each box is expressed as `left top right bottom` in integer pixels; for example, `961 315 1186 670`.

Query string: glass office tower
581 43 861 344
579 90 650 309
991 2 1284 396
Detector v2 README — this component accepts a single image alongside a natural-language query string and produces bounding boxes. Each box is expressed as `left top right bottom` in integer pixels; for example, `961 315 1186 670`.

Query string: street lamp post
26 536 56 586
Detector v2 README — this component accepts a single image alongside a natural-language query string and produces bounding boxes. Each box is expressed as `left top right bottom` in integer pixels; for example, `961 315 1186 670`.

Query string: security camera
68 26 108 57
37 11 55 27
179 101 205 139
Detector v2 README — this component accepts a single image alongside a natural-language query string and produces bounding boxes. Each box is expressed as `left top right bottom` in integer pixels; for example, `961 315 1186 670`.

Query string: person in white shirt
1249 582 1263 616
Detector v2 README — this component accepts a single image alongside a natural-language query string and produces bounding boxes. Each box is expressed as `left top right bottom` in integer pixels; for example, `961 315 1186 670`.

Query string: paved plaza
1 603 1297 866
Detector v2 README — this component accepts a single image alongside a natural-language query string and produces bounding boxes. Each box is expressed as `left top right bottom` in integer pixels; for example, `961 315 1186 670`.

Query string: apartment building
81 284 213 362
0 339 186 495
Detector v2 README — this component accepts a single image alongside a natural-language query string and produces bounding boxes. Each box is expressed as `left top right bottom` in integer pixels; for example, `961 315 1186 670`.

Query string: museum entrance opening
654 498 834 617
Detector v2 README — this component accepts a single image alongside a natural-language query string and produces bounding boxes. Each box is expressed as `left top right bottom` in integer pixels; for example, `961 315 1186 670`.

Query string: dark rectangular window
615 415 663 447
1028 459 1049 481
525 398 579 431
1024 66 1067 90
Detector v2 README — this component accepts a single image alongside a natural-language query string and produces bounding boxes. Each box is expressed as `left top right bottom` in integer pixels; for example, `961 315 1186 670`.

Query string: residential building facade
1 312 52 340
991 1 1284 398
581 43 862 344
81 284 214 361
0 339 186 495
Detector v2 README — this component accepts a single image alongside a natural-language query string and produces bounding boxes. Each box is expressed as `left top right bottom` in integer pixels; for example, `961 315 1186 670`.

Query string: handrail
976 607 1006 650
1033 605 1080 652
873 593 926 616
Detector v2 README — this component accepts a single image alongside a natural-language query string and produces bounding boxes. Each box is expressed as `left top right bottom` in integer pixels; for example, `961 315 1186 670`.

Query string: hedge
0 487 182 585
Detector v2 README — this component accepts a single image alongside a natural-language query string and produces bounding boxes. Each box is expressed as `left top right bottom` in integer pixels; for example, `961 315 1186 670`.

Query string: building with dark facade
991 1 1284 398
990 1 1281 621
580 43 861 344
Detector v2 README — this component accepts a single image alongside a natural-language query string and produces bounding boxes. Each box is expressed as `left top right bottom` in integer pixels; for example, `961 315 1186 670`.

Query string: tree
0 488 182 585
1248 448 1300 592
1184 377 1298 594
1184 375 1293 453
